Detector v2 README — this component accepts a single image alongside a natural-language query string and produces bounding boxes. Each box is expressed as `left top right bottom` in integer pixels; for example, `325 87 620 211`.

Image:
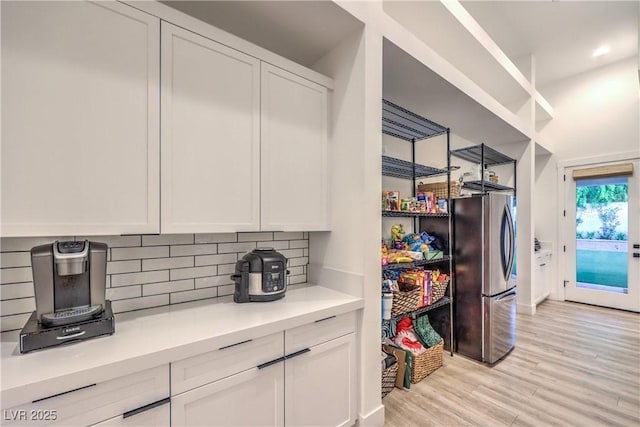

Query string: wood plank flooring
383 300 640 426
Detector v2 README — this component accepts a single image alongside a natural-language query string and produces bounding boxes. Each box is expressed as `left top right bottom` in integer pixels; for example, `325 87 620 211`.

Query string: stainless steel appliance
231 248 288 303
20 240 115 353
453 193 516 364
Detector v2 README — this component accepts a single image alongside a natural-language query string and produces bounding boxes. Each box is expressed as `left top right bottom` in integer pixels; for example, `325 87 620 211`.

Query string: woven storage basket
381 363 399 398
410 339 444 384
391 287 421 317
431 280 449 303
417 181 461 199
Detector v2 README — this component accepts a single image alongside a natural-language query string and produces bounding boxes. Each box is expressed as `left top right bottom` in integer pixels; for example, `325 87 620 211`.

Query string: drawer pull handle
285 348 311 360
539 263 546 267
219 339 253 350
32 383 97 403
314 315 336 323
123 397 170 419
257 356 286 370
56 331 86 340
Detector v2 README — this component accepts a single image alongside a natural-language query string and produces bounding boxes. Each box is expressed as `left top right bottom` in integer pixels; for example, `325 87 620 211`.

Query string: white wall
537 57 640 300
309 24 386 426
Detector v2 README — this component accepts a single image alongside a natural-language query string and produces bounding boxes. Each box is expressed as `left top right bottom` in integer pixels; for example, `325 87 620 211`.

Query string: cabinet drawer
90 399 170 427
171 332 283 395
2 365 169 427
285 311 356 354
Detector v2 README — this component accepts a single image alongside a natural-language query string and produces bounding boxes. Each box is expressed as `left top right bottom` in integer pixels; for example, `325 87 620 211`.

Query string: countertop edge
0 285 364 408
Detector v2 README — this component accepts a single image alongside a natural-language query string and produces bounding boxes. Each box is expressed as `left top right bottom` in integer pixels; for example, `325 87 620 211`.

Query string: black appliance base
19 300 115 353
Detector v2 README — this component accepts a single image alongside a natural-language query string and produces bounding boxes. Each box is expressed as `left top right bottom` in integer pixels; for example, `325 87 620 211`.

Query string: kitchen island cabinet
1 0 160 237
0 286 362 427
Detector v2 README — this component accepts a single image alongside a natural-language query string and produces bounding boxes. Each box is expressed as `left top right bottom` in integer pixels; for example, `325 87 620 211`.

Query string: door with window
564 160 640 312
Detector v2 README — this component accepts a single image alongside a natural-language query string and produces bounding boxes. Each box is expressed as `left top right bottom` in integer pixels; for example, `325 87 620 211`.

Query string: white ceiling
462 0 639 88
161 1 363 67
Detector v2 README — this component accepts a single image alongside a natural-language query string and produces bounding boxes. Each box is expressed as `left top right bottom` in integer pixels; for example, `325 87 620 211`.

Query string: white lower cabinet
170 312 357 427
2 365 169 427
90 400 170 427
285 333 356 427
171 364 284 427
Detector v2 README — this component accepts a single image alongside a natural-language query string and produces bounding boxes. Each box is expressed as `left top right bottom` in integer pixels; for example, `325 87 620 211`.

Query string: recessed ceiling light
592 45 610 58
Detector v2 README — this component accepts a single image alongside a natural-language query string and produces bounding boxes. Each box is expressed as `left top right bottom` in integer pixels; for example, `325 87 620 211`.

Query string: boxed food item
382 191 400 211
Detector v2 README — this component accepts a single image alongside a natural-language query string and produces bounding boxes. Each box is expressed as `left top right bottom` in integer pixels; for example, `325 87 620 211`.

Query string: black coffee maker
20 240 115 353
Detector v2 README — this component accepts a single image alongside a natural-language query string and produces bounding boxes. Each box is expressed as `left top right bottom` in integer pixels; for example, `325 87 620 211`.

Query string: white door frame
556 150 640 311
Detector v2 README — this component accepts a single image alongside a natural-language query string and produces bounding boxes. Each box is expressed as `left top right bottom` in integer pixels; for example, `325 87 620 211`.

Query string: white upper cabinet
261 64 329 231
160 23 261 233
1 1 160 236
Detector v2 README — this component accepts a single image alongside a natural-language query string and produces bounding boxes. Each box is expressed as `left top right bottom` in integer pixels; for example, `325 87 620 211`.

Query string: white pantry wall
537 57 640 300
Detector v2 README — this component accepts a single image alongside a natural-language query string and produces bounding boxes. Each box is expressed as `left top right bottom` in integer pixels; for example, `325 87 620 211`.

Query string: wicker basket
431 280 449 303
391 287 421 317
417 181 461 199
381 363 399 398
410 339 444 383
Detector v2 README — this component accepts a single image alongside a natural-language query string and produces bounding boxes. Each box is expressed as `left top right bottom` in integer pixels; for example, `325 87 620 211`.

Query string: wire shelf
383 256 452 272
393 296 452 321
382 99 447 141
450 144 515 166
462 180 514 192
382 156 447 180
382 211 449 218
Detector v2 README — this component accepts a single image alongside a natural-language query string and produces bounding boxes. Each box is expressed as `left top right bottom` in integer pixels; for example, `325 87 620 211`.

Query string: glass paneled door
564 160 640 312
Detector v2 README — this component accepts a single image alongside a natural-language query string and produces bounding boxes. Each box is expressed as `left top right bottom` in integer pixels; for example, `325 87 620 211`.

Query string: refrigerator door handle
494 291 517 302
500 206 511 281
505 203 515 279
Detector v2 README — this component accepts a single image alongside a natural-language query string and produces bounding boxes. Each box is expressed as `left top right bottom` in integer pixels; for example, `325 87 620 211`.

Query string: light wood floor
383 300 640 427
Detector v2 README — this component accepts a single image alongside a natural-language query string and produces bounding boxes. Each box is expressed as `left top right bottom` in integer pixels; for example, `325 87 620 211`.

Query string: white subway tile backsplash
258 240 289 250
111 294 169 314
0 267 32 285
170 287 217 304
170 244 217 257
0 283 34 300
106 285 142 301
195 233 237 244
195 275 232 289
170 266 217 281
238 232 273 242
142 234 194 246
1 313 31 333
143 279 194 296
1 252 31 268
280 249 304 258
274 232 303 241
107 260 141 275
289 257 309 267
216 264 236 276
0 232 308 331
194 253 237 267
111 270 169 287
0 236 73 252
1 297 35 316
78 235 141 248
289 240 309 249
217 284 234 297
143 256 194 271
112 246 169 261
218 242 256 254
289 275 307 285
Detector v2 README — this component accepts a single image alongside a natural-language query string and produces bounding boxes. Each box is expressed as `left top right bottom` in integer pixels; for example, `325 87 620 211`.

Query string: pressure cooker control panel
263 261 285 292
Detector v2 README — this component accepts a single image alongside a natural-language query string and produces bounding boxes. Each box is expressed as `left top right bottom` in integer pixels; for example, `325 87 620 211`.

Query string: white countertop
0 285 363 408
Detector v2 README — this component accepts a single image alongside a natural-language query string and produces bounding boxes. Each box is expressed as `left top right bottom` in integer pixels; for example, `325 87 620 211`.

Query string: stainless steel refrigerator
453 192 516 364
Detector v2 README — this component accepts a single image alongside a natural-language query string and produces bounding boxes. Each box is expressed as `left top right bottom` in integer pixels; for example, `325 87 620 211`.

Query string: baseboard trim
517 303 536 315
358 404 385 427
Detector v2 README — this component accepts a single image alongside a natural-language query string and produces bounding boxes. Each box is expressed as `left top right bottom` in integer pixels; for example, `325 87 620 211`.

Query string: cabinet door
1 0 160 236
261 63 328 231
90 400 169 427
171 364 284 427
161 22 260 233
285 333 356 427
